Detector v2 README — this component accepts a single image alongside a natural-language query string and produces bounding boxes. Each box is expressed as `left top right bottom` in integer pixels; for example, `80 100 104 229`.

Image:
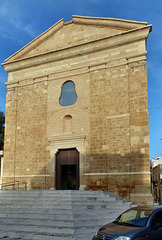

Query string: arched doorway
56 148 79 190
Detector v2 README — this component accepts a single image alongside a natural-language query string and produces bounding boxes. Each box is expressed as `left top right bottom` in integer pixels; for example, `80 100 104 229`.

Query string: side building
151 157 162 203
2 16 152 205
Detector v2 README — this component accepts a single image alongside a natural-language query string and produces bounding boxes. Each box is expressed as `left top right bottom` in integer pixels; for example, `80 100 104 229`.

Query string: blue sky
0 0 162 158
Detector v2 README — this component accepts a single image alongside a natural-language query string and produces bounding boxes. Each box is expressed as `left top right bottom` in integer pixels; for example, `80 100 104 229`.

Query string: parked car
92 206 162 240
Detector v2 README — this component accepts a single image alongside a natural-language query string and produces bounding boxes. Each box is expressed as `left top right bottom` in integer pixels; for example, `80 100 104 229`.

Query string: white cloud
0 1 36 39
0 2 20 27
0 5 7 16
24 24 37 38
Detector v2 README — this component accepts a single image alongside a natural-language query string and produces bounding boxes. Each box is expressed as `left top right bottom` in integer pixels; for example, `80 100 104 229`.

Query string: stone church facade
2 16 152 204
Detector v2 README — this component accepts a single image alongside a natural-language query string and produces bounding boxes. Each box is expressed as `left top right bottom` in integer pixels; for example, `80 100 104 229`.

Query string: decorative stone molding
5 19 64 63
72 15 148 29
84 171 151 176
2 25 152 72
48 134 86 190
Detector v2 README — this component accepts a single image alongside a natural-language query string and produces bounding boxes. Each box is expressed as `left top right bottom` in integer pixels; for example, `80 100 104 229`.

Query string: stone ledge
2 25 151 72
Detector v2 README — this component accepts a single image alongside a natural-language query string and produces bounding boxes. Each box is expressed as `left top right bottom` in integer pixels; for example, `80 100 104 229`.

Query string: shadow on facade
29 150 151 201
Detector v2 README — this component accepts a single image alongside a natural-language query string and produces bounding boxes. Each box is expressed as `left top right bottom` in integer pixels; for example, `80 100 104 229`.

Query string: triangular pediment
5 16 149 63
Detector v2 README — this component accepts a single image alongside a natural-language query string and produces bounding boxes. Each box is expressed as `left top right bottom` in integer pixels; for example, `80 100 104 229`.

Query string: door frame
48 134 86 190
56 148 79 190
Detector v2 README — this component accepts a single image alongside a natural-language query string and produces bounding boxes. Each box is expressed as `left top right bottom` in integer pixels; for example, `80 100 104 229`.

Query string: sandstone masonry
2 16 152 204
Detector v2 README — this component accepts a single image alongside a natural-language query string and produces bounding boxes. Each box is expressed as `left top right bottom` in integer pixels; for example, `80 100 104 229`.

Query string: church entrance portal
56 148 79 190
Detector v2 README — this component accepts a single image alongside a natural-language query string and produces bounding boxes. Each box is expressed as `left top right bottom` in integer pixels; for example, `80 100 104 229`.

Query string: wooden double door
56 148 79 190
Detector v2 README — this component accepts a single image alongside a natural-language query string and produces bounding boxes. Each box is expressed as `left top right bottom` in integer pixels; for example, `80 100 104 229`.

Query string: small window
63 115 72 133
60 81 77 106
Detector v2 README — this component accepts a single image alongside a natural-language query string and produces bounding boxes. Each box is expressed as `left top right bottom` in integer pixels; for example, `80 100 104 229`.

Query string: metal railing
0 181 27 190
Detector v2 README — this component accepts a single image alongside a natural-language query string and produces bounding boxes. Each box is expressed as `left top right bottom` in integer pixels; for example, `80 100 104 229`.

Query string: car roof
129 206 162 212
153 206 162 210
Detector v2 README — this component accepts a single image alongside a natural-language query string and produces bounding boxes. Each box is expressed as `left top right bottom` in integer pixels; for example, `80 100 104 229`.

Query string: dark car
92 206 162 240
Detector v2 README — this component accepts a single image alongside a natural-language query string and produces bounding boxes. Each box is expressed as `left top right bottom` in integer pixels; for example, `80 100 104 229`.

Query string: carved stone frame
48 134 86 190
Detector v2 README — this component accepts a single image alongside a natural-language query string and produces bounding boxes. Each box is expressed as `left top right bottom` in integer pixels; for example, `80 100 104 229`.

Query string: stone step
0 190 111 197
0 201 130 209
0 223 75 235
0 223 97 239
0 190 132 240
0 211 118 221
0 192 120 202
0 217 74 227
0 193 125 199
0 224 98 239
0 190 104 193
0 212 74 220
0 230 76 240
0 194 117 201
0 206 128 215
0 217 112 227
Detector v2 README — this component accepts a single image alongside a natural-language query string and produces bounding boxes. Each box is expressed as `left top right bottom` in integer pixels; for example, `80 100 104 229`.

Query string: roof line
2 24 152 73
72 15 148 26
4 15 150 63
5 18 65 63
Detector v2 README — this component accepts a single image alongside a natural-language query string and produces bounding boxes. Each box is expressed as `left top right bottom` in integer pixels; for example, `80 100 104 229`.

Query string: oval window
59 81 77 106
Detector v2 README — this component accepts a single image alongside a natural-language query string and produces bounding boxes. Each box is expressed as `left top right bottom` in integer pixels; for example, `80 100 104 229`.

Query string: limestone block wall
85 58 151 204
2 17 152 204
3 80 50 189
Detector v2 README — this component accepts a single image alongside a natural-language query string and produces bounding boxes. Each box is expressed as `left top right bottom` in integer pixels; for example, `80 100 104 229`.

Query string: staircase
0 190 133 240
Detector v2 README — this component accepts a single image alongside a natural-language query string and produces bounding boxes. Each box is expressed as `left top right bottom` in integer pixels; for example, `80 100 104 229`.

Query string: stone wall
2 16 152 204
0 151 3 186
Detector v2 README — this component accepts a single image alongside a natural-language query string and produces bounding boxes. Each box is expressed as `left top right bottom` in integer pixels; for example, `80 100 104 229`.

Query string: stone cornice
72 15 148 29
2 25 152 73
48 134 86 145
4 16 148 63
4 18 65 63
84 172 151 176
5 51 147 88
